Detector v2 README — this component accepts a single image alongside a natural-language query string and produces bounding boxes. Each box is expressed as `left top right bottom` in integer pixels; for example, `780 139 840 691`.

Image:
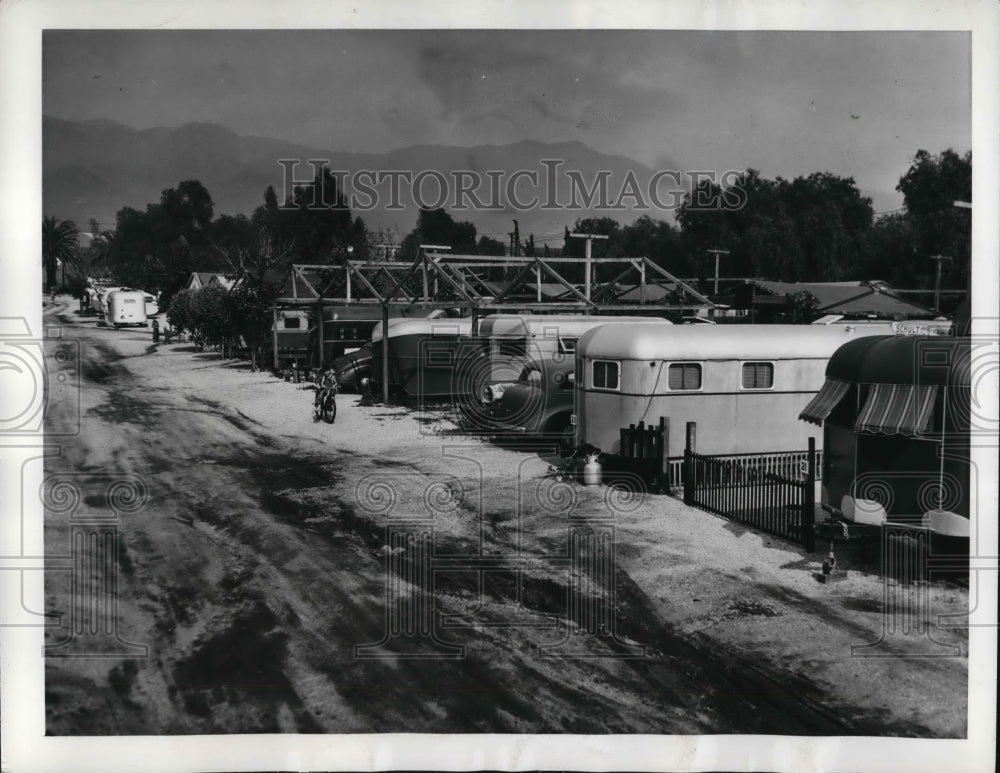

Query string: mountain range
43 117 901 243
43 116 688 243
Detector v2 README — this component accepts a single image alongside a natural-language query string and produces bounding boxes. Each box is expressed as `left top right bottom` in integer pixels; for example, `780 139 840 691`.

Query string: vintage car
486 356 577 446
329 344 373 392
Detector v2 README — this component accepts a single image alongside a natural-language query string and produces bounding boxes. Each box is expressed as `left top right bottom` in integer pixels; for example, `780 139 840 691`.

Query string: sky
43 29 970 209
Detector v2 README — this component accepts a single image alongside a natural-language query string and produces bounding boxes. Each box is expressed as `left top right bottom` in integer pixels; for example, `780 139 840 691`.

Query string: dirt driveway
43 297 968 735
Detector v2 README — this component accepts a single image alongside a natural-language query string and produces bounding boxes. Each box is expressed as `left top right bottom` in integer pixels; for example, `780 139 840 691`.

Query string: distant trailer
104 290 148 328
272 308 312 371
144 294 159 318
370 317 474 401
800 335 970 537
574 323 893 458
308 304 422 369
272 304 429 371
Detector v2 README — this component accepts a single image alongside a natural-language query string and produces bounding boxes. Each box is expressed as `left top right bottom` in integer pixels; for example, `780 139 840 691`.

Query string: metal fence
682 432 817 551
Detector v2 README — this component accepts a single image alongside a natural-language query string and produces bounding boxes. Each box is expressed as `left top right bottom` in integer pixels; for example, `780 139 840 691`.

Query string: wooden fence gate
619 417 672 493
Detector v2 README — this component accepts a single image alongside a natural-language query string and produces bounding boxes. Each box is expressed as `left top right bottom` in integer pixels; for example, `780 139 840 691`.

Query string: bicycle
313 369 339 424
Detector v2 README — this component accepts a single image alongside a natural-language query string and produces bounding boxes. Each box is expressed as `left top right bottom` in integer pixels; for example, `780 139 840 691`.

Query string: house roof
188 271 232 289
609 283 678 302
477 279 575 299
748 280 933 317
207 275 236 290
478 314 670 338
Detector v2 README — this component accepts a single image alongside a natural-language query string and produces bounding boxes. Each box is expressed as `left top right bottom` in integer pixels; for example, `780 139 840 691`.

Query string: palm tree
42 217 79 289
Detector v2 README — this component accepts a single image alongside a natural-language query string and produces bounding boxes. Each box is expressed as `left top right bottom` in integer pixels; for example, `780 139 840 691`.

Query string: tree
275 166 356 263
866 212 917 287
677 169 874 282
188 284 236 354
42 217 78 289
105 180 221 295
619 215 682 270
896 149 971 293
166 289 196 337
217 225 294 368
161 179 214 239
400 208 479 260
476 235 506 256
777 290 820 324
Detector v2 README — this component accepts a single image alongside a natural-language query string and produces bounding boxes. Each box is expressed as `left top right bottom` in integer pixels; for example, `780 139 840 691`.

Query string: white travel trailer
104 290 148 328
144 293 160 318
574 323 891 458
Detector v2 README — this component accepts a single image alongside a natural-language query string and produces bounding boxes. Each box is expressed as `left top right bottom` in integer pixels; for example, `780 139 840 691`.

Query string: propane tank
582 455 602 486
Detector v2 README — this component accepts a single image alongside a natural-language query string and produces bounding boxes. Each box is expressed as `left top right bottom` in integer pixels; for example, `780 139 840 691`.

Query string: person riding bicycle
314 368 339 400
313 368 340 422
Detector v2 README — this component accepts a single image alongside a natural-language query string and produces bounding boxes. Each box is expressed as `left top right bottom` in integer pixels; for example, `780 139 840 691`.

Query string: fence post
658 416 670 493
683 421 696 505
802 436 816 551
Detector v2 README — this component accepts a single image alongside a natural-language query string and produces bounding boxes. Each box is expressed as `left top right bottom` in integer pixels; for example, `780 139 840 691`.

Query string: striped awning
799 379 850 425
855 383 938 436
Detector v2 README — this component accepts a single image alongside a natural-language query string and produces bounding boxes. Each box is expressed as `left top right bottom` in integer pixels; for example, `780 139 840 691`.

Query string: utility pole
706 248 729 296
419 244 450 302
930 255 952 313
569 232 609 300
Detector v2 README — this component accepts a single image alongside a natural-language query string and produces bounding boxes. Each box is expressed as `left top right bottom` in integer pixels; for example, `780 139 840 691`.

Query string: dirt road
43 296 969 735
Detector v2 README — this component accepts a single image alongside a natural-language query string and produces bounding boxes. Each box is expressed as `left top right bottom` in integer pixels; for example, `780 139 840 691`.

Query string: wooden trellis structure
276 250 717 403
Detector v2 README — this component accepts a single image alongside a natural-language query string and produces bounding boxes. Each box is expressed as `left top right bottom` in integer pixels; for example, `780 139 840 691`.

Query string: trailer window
668 363 702 390
593 360 620 390
558 337 578 354
123 298 136 304
284 317 301 329
741 362 774 389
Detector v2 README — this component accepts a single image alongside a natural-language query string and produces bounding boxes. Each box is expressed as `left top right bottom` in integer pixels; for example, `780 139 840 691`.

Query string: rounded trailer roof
478 314 671 338
825 335 893 381
372 317 473 343
855 336 970 387
577 323 875 361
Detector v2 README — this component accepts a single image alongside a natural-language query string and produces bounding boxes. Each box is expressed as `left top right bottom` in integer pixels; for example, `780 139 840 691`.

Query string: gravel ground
43 296 968 736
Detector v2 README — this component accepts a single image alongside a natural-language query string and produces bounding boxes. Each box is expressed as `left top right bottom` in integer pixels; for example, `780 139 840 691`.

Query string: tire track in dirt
243 446 931 735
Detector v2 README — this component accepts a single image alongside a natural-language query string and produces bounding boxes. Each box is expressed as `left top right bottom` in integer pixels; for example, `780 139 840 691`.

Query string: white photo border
1 1 996 771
